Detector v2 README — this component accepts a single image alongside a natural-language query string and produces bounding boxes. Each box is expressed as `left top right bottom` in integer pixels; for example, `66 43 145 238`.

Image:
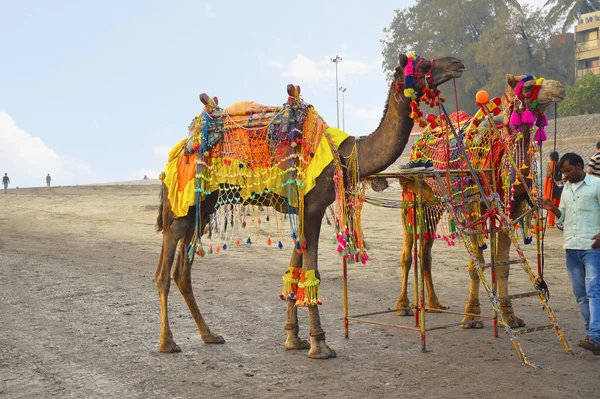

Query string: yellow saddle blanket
163 101 349 217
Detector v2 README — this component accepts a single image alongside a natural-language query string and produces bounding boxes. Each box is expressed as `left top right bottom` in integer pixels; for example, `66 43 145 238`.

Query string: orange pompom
476 90 489 104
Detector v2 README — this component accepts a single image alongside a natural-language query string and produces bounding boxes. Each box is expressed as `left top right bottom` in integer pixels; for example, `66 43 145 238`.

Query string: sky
0 0 549 187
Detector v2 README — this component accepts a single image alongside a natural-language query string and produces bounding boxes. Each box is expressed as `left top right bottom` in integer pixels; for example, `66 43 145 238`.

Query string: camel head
505 74 566 114
395 54 465 96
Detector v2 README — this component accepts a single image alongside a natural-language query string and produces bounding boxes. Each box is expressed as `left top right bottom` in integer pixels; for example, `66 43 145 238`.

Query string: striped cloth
588 151 600 178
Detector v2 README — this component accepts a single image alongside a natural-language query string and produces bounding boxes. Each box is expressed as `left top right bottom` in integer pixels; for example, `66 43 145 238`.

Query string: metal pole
418 175 426 352
339 87 346 131
343 256 349 339
331 56 342 128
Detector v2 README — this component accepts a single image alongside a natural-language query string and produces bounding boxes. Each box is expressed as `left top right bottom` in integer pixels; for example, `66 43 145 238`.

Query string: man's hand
540 198 555 211
592 233 600 250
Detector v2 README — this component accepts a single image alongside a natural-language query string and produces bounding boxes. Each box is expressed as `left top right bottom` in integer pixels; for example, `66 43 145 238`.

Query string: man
46 174 51 187
587 141 600 177
542 152 600 355
2 173 9 193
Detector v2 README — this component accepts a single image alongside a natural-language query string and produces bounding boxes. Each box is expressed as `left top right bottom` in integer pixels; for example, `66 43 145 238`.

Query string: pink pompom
509 111 521 127
534 127 547 143
521 109 536 126
541 114 548 127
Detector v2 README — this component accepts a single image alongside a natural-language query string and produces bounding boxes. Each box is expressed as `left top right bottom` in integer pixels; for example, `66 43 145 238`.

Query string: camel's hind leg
155 217 188 353
172 214 225 344
496 230 525 328
462 239 484 329
284 249 310 350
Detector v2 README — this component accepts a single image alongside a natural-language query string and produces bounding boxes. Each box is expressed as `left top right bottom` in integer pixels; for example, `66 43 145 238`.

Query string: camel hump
225 101 273 115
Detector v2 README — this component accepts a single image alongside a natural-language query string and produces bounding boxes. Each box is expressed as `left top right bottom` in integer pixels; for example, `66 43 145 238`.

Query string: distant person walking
544 151 563 227
46 173 51 187
587 141 600 178
2 173 10 193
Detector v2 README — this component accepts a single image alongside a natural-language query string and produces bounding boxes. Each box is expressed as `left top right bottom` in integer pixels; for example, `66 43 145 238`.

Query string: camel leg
284 249 310 350
462 237 484 329
396 208 414 316
155 218 187 353
423 237 447 311
172 215 225 344
302 206 335 359
496 230 525 328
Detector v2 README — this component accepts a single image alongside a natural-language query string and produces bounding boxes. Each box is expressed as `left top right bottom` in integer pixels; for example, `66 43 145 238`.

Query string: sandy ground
1 182 599 398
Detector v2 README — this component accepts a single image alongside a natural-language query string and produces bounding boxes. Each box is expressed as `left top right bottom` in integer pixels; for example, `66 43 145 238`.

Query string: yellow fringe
281 266 302 299
296 270 321 306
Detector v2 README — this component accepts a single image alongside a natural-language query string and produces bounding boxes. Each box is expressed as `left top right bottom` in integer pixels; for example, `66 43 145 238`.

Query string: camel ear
399 54 409 68
506 74 518 88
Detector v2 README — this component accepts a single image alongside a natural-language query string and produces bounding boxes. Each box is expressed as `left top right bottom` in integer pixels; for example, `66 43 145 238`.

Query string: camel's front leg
422 237 447 311
155 229 181 352
496 230 525 328
462 240 485 329
397 211 414 316
303 208 335 359
283 249 310 350
172 218 225 345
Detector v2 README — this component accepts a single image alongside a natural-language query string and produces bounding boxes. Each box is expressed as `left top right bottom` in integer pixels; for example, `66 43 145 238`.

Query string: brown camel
375 74 566 328
154 53 465 358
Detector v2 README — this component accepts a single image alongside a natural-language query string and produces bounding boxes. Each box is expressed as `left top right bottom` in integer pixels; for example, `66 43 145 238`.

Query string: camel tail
156 183 165 233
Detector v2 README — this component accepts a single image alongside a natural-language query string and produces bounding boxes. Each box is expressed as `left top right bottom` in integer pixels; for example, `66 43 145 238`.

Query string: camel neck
357 84 413 177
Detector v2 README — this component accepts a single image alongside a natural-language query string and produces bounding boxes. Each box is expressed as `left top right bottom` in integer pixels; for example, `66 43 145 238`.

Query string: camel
374 74 566 328
154 53 465 358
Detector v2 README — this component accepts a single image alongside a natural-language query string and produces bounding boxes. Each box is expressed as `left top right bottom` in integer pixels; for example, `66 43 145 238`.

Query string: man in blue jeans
542 152 600 355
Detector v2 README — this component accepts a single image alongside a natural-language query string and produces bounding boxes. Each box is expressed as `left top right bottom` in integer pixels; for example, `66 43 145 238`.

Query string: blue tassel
479 243 488 250
278 241 283 250
246 238 253 245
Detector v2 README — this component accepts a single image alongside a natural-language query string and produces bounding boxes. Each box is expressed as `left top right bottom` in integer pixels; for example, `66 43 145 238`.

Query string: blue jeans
566 249 600 342
3 183 7 193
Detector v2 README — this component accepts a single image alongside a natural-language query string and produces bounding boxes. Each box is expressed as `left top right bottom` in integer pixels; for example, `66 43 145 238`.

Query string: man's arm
588 156 598 175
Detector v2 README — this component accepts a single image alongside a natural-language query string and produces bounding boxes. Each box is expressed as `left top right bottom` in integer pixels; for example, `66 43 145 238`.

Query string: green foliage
544 0 600 31
558 72 600 116
381 0 575 115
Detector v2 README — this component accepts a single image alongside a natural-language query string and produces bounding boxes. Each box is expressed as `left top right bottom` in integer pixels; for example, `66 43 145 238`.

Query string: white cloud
0 112 91 187
268 60 283 68
281 54 372 82
205 3 215 18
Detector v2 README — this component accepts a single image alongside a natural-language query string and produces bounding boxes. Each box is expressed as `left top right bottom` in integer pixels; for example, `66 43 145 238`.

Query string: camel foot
308 339 337 359
201 333 226 344
461 315 484 329
285 336 310 350
396 307 414 316
499 313 526 328
159 341 181 353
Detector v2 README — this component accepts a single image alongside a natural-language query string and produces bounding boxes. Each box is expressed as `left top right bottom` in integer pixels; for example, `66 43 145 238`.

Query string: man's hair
559 152 584 169
596 140 600 149
549 151 559 162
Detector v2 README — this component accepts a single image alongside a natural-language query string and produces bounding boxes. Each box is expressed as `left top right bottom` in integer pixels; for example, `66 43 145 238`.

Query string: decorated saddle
161 86 368 275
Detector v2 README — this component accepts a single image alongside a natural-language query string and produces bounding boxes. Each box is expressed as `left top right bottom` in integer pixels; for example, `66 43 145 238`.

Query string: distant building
575 11 600 79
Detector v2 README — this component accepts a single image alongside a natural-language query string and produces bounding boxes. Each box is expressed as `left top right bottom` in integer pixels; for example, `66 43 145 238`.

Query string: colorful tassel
509 111 521 127
295 270 321 306
521 109 536 126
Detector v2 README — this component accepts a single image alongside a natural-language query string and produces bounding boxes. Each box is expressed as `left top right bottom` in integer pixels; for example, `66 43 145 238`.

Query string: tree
558 72 600 116
381 1 569 115
544 0 600 31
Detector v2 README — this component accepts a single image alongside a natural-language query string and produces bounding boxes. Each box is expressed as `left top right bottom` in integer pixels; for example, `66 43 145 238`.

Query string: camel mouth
434 63 465 87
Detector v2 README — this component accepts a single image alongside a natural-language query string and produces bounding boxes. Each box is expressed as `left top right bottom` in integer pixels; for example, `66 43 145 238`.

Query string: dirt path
0 184 598 398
